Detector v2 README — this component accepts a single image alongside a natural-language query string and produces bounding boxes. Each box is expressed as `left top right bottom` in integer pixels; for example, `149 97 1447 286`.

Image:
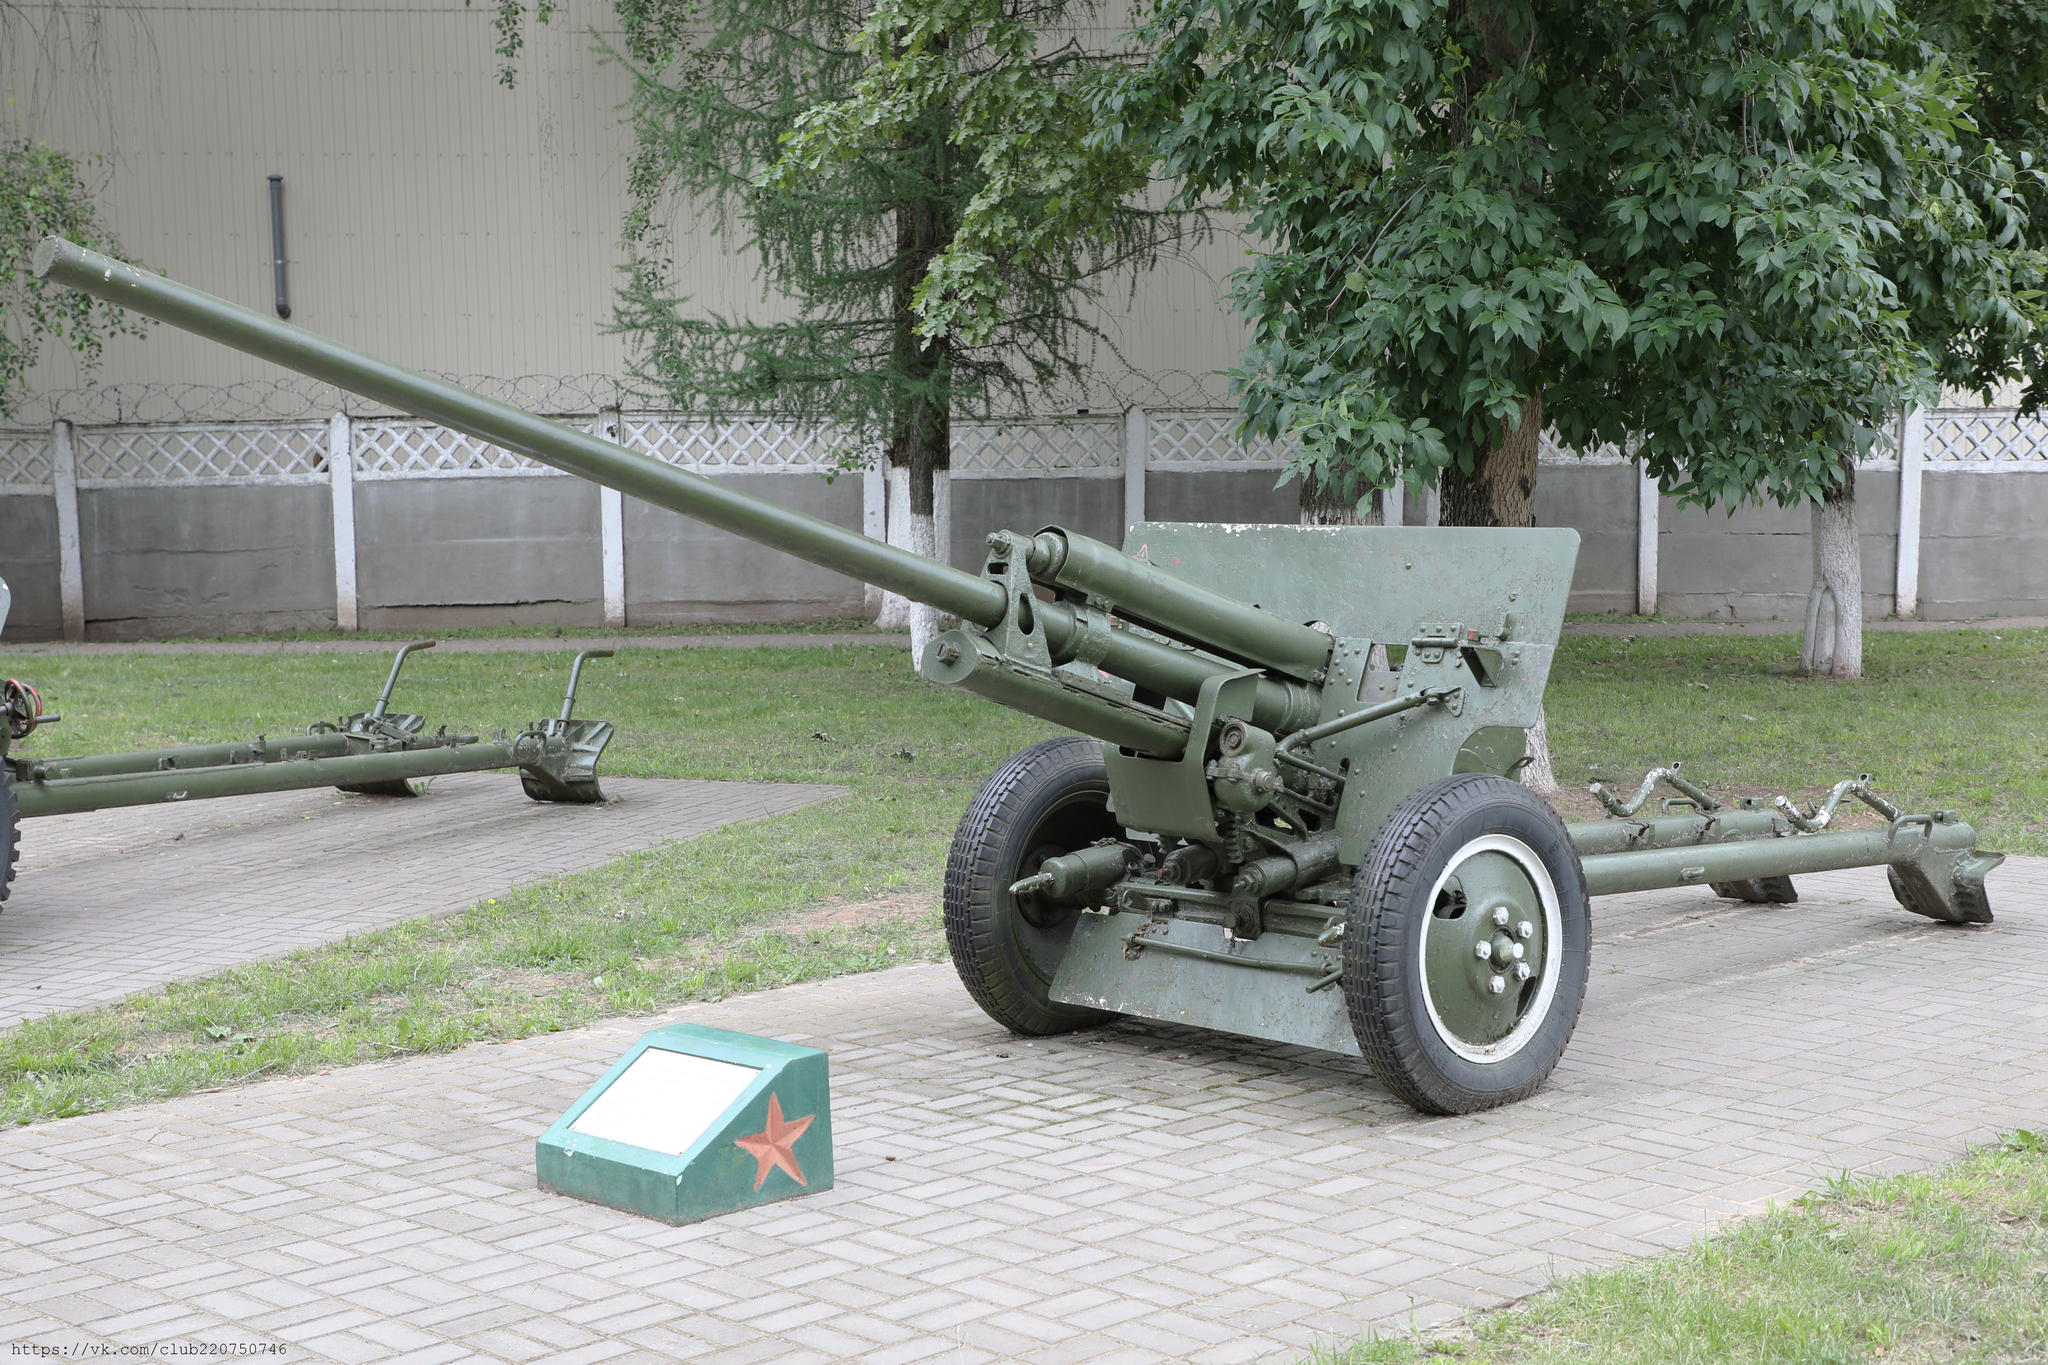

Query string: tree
893 0 2038 698
493 0 1194 655
0 137 148 421
1805 0 2048 675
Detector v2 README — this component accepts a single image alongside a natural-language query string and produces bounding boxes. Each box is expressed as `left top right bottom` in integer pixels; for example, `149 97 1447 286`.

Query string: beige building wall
6 0 1249 415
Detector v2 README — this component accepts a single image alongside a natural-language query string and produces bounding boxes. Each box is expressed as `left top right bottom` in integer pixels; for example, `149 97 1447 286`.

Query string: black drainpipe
267 174 291 319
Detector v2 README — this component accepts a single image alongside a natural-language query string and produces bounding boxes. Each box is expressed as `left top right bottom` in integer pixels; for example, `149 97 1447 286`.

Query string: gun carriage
0 586 617 907
31 237 2005 1114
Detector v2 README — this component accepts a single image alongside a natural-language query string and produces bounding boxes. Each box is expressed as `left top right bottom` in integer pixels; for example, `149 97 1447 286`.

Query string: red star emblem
733 1092 814 1190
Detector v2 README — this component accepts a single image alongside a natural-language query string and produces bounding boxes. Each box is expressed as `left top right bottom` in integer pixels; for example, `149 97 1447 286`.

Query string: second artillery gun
34 236 2005 1114
0 578 617 908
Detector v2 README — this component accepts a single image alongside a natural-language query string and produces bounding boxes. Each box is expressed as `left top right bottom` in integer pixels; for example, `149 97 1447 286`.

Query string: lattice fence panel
615 415 847 472
1147 411 1295 469
954 417 1122 475
74 423 327 483
1923 410 2048 463
353 419 566 478
1539 431 1631 466
0 431 51 489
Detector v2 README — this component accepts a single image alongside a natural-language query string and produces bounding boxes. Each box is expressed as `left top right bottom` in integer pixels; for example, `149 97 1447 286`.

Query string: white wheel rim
1416 833 1565 1064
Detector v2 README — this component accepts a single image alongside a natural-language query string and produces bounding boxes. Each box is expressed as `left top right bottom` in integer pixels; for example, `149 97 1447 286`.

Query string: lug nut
1488 975 1506 994
1514 962 1532 981
1516 920 1535 939
1491 907 1510 927
1474 942 1493 960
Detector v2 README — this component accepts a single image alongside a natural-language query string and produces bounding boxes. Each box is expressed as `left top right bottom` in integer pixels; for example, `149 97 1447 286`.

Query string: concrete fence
1 406 2045 641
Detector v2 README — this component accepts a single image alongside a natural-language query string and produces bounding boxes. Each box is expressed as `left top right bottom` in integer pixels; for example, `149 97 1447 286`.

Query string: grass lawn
1545 628 2048 853
0 625 2041 1128
1323 1130 2048 1364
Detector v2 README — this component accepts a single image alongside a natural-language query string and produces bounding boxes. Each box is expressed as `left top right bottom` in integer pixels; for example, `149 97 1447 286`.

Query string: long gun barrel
31 237 1316 751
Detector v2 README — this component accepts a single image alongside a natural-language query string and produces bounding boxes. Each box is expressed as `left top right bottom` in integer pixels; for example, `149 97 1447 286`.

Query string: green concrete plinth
536 1023 832 1225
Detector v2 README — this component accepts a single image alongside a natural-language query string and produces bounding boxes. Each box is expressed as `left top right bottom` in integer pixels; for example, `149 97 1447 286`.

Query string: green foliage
1121 0 2047 512
878 0 2047 521
0 137 150 421
466 0 557 87
768 0 1193 358
599 0 1195 487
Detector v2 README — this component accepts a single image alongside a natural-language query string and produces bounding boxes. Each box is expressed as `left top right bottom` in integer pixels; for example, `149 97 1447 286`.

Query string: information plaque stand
536 1023 832 1225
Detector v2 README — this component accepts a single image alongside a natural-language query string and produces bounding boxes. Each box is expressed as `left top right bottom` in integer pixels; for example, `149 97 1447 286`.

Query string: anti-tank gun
34 237 2006 1114
0 574 618 910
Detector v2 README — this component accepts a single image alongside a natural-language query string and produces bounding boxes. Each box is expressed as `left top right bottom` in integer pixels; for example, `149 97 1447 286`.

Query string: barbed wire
4 368 1241 430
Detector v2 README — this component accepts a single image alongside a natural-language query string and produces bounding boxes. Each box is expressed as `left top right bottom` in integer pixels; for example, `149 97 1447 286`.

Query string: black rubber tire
944 736 1121 1036
1710 876 1798 904
1345 774 1591 1114
0 767 16 906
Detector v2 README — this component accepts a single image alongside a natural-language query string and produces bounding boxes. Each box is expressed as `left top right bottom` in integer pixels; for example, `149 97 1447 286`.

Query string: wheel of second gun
1345 774 1590 1114
0 767 16 905
944 736 1121 1036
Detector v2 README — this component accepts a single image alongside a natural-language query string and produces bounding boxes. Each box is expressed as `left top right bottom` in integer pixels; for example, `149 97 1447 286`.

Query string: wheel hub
1418 836 1560 1062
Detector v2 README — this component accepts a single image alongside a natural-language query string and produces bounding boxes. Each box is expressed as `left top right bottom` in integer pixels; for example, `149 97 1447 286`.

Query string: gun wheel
945 736 1120 1036
1345 774 1590 1114
0 767 16 906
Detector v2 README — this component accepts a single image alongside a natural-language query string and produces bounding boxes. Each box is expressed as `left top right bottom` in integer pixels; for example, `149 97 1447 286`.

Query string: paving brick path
0 775 844 1028
2 857 2044 1364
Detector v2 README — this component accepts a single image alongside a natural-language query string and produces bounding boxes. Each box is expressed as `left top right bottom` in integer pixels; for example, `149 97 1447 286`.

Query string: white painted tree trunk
875 465 953 668
1519 706 1560 794
1800 464 1863 680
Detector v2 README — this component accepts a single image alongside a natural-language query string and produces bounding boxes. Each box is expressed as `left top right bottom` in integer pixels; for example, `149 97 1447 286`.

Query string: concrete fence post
328 412 358 632
597 407 627 628
862 452 886 542
50 419 84 642
860 445 887 617
1896 406 1926 619
1636 460 1659 616
1124 407 1148 535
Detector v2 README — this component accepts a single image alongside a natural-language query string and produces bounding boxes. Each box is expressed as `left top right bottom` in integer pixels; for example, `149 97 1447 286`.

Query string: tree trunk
1440 392 1542 529
876 148 955 670
1518 706 1559 793
1800 460 1863 680
875 464 951 656
873 409 952 663
1433 393 1559 793
1299 477 1385 527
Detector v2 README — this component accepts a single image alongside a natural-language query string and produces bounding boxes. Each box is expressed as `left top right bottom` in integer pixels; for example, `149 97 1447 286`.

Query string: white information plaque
568 1047 762 1156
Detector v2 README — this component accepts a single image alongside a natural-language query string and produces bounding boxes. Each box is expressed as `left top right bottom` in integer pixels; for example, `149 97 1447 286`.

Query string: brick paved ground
2 856 2044 1364
0 775 844 1028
